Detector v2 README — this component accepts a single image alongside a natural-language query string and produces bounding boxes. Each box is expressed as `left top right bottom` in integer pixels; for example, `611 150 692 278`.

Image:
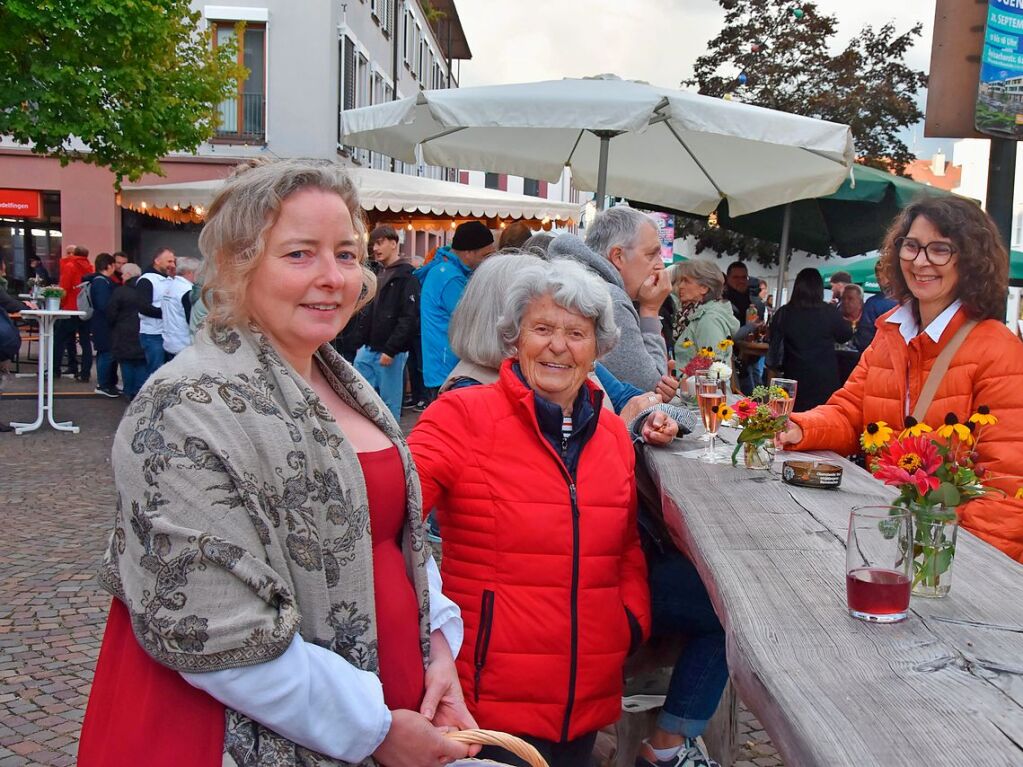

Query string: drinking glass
769 376 797 452
695 375 728 463
846 507 912 623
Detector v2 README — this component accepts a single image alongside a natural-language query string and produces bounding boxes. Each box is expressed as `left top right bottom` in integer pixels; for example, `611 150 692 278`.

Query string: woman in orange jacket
779 196 1023 562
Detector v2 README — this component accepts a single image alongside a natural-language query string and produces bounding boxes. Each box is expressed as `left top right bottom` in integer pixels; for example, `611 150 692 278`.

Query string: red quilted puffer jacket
408 360 650 742
791 306 1023 562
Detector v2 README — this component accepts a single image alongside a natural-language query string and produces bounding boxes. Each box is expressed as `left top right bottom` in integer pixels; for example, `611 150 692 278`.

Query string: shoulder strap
911 319 979 423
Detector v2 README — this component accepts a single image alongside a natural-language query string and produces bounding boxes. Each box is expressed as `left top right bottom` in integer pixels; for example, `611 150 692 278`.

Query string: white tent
119 167 581 226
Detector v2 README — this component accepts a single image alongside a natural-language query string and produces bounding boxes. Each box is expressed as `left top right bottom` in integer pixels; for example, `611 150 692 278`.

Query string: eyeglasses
895 237 956 266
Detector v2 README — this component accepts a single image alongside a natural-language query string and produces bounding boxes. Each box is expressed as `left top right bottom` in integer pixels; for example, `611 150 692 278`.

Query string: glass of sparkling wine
846 507 913 623
769 377 797 448
696 374 728 463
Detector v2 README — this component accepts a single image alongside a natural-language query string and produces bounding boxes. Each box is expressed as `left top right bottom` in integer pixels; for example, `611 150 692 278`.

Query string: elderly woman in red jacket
779 196 1023 562
408 258 651 767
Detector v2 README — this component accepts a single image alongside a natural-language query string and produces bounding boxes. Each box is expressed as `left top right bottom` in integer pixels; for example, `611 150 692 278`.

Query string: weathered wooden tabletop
645 440 1023 766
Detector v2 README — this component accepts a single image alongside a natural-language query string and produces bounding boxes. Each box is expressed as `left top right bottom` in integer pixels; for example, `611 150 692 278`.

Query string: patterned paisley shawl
97 324 432 767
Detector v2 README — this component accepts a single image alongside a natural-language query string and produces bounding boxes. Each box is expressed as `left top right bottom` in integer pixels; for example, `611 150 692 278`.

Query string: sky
454 0 946 158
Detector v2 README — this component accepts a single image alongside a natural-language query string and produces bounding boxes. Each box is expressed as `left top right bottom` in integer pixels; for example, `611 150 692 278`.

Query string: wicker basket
446 729 549 767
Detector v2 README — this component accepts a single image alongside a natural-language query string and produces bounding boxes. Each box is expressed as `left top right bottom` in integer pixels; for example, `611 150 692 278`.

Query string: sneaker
94 386 121 398
413 399 428 412
635 739 718 767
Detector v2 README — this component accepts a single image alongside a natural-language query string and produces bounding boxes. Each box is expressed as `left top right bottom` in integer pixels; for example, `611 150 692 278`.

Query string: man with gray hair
162 255 201 359
548 206 672 391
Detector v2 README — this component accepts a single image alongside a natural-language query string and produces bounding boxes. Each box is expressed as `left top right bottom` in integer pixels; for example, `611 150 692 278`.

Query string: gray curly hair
497 258 619 358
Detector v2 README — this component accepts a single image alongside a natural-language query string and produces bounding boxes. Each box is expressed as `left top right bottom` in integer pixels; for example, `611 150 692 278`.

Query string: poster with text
977 0 1023 137
649 212 675 263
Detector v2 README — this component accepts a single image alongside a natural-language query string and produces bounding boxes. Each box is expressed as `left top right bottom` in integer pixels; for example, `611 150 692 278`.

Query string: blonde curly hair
197 158 375 329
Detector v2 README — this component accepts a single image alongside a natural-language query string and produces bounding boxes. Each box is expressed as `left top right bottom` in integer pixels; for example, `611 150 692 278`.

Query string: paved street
0 391 781 767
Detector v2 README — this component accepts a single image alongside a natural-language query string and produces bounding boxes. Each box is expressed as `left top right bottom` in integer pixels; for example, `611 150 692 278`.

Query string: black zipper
473 589 495 702
560 481 581 742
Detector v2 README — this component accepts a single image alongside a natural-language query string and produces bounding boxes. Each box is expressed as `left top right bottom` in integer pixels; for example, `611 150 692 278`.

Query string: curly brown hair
878 196 1007 321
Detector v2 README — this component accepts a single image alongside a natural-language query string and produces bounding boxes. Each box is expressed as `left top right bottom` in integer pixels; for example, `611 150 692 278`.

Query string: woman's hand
372 709 471 767
776 421 803 447
620 393 660 425
420 631 480 751
641 410 679 446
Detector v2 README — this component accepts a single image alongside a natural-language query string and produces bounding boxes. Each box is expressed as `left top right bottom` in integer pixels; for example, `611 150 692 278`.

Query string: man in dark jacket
88 253 120 397
354 225 420 420
106 263 161 399
0 291 33 432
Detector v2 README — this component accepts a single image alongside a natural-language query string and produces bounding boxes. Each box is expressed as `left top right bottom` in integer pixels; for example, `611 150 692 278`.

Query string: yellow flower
969 405 997 426
861 421 894 451
1016 488 1023 500
698 346 716 359
936 413 973 444
681 339 694 348
717 338 734 351
716 404 735 422
899 417 933 439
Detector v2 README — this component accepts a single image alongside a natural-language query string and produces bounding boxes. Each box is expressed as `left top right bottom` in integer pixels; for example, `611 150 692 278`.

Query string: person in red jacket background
779 196 1023 563
53 244 94 382
409 258 650 767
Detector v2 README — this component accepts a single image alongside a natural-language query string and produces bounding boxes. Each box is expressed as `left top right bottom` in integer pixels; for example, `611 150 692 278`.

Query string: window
522 178 541 197
340 36 357 112
213 22 266 141
403 12 414 66
485 173 501 190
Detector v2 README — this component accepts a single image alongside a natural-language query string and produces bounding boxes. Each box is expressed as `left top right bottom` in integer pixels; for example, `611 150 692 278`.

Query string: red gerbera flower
734 398 757 420
873 435 942 496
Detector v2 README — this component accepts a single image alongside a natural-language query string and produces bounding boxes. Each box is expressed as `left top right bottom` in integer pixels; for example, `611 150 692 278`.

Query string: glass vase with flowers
730 385 791 470
860 408 1000 597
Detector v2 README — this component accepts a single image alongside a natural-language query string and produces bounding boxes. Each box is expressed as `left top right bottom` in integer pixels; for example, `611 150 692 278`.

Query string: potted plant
39 285 65 311
860 409 1000 597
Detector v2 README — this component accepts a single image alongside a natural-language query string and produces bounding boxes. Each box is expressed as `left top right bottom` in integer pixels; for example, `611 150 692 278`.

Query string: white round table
10 309 87 435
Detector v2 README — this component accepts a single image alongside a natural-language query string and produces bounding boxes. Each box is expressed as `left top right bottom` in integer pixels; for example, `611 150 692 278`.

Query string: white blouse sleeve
181 634 391 762
427 554 463 657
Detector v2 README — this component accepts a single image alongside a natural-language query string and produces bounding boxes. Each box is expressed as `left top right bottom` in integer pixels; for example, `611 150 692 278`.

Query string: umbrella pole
595 131 612 211
776 202 792 309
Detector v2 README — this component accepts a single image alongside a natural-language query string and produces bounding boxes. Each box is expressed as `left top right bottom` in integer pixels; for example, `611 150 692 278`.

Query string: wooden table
645 443 1023 766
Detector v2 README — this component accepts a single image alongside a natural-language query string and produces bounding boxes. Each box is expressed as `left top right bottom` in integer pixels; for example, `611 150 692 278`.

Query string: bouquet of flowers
730 385 790 467
680 338 734 381
860 408 999 595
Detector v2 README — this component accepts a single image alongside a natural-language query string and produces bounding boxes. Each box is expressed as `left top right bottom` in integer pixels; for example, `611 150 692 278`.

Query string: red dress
78 446 424 764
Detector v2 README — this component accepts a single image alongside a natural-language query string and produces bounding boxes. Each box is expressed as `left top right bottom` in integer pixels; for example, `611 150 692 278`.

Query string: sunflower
698 346 716 359
680 339 694 348
936 413 973 444
717 337 735 351
860 421 894 451
969 405 997 426
874 436 942 496
715 404 735 422
899 416 933 439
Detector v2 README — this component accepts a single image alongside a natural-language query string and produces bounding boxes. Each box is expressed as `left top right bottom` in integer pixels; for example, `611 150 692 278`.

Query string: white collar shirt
885 299 963 345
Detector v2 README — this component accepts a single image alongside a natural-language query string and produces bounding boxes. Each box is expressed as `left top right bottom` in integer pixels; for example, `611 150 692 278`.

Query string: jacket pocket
473 589 495 702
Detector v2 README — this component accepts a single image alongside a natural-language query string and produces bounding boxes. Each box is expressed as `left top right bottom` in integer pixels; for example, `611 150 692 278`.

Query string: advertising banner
977 0 1023 137
0 189 42 218
649 211 675 263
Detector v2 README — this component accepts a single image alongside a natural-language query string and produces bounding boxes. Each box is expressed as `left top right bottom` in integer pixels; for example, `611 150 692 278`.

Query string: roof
905 158 962 192
423 0 472 61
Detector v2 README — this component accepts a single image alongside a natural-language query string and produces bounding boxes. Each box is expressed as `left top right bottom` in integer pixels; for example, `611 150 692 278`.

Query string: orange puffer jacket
791 306 1023 562
408 360 651 742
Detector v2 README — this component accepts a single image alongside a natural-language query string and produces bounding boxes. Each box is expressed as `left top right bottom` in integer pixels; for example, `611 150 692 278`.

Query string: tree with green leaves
0 1 243 184
678 0 928 265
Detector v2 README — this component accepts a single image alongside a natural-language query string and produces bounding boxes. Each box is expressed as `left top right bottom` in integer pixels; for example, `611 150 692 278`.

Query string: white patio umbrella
341 75 855 215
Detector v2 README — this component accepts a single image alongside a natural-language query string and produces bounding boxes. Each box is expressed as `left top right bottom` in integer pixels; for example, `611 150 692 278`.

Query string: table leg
43 318 78 433
11 317 46 435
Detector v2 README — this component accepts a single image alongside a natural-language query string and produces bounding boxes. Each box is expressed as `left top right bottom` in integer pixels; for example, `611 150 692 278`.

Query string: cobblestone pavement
0 392 782 766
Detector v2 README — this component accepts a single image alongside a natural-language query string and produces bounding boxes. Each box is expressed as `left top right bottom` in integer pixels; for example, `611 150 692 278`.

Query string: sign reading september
977 0 1023 137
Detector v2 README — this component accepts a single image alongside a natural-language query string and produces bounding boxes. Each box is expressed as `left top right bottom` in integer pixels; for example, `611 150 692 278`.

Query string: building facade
0 1 469 282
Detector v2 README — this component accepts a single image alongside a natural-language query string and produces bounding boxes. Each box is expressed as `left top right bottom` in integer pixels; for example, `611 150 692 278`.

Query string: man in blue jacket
416 221 495 400
88 252 120 397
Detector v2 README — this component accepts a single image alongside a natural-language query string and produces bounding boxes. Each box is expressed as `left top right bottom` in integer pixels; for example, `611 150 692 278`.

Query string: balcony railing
216 93 266 141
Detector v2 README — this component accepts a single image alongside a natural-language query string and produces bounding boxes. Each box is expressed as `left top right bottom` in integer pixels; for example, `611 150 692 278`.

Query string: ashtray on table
781 460 843 489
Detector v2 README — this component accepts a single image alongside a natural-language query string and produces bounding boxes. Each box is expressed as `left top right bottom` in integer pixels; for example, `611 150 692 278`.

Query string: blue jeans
96 351 117 390
120 360 147 398
354 346 408 421
139 333 165 382
648 547 729 738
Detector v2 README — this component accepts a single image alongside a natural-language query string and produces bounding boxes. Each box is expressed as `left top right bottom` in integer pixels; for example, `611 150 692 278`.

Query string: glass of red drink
846 506 912 623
